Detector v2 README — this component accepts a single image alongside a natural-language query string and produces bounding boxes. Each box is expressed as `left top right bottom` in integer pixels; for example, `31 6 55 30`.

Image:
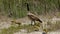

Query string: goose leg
34 21 35 25
31 20 33 25
31 20 35 25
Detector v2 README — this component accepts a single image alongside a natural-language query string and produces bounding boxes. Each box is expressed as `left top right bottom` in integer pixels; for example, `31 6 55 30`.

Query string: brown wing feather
27 15 42 23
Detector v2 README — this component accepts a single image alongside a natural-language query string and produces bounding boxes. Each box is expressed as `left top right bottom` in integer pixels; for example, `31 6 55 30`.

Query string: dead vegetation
0 14 60 34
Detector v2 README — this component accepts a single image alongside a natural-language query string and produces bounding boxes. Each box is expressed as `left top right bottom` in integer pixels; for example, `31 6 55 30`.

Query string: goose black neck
26 3 30 11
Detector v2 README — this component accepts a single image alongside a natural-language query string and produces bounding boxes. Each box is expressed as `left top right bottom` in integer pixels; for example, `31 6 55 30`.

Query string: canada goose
26 3 42 25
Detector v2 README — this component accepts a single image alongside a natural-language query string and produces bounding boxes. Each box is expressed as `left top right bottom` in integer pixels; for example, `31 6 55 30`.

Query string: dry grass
47 20 60 32
0 22 41 34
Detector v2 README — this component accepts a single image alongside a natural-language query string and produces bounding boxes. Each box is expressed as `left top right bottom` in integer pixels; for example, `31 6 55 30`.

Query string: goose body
26 3 42 25
27 12 42 23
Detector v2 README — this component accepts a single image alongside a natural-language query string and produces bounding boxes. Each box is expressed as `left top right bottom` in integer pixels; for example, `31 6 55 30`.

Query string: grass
0 26 21 34
0 20 60 34
47 20 60 32
1 0 60 19
0 22 41 34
